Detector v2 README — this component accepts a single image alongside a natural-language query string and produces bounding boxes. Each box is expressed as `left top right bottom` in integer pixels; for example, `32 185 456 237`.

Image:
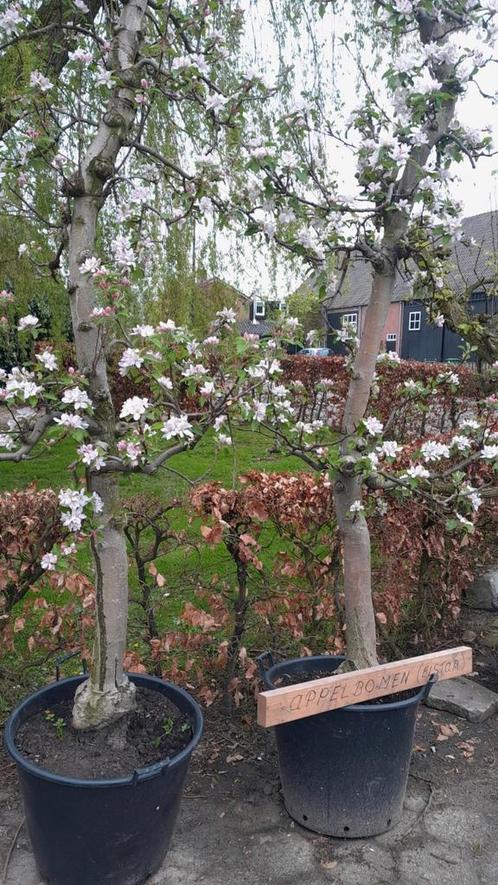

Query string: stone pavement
3 705 497 885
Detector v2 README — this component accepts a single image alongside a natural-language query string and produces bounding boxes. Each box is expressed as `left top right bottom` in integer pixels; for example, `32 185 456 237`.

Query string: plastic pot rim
263 654 432 714
4 673 203 789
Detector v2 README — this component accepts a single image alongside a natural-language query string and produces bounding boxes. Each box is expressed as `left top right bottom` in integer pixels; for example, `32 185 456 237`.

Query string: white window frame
342 312 358 331
254 301 265 318
386 333 397 342
408 311 421 332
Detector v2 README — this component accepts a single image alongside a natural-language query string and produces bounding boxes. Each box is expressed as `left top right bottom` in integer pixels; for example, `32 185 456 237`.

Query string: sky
218 2 498 301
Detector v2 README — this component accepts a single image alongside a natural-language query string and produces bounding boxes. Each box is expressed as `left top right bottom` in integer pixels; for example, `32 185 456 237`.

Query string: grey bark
333 15 462 669
68 0 149 730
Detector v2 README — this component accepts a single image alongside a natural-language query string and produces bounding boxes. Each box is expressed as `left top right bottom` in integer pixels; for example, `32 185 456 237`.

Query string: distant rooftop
318 210 498 311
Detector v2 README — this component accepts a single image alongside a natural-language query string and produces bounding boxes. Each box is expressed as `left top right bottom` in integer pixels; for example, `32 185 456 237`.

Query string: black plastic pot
4 674 203 885
258 653 434 838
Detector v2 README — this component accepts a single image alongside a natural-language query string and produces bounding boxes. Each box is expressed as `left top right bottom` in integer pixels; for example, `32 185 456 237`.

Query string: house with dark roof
236 298 286 339
323 211 498 362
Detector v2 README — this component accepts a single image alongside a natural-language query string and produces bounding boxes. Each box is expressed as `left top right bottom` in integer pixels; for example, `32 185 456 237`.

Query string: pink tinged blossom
74 0 89 11
161 414 194 442
91 306 115 318
54 414 88 430
182 363 208 378
30 70 52 92
157 376 173 390
0 289 14 302
200 381 215 396
117 440 142 466
61 543 76 556
18 243 28 256
118 348 144 375
0 5 23 34
157 320 176 332
119 396 150 421
0 434 16 450
17 314 39 331
41 552 58 571
216 433 232 446
62 387 92 411
214 415 227 432
203 336 220 346
36 351 57 371
420 441 450 462
77 444 105 470
68 48 93 63
364 417 384 437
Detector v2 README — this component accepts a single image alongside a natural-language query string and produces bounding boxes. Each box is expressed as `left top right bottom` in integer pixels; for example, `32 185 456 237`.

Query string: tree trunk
331 9 462 669
333 252 397 668
68 0 149 730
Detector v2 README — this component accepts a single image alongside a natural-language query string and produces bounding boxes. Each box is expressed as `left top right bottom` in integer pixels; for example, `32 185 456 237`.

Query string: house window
386 333 397 352
254 301 265 318
342 312 358 331
408 311 421 331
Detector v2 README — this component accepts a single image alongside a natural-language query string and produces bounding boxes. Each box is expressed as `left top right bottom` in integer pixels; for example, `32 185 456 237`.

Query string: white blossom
205 93 229 112
216 307 237 325
120 396 150 421
36 351 57 371
62 387 92 411
349 501 364 514
54 413 88 430
161 414 194 441
481 444 498 460
131 324 155 338
420 440 450 462
451 435 471 452
0 434 15 450
41 552 58 571
379 440 402 458
404 464 430 479
118 348 144 375
80 256 104 275
216 433 232 446
157 375 173 390
17 314 39 331
364 417 384 437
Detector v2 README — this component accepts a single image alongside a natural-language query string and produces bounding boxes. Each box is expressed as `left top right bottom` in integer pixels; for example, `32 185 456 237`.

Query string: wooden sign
257 646 472 728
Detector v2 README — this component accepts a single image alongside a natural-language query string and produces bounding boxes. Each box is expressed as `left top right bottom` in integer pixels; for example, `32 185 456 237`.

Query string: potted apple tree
228 0 498 837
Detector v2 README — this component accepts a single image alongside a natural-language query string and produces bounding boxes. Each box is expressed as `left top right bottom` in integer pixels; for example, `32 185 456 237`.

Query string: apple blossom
420 441 451 462
62 387 92 411
17 314 39 331
119 397 150 421
41 552 58 571
36 351 58 372
364 417 384 437
161 414 194 442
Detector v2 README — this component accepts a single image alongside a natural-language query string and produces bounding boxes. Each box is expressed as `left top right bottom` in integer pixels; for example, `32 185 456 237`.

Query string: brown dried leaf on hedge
0 486 66 615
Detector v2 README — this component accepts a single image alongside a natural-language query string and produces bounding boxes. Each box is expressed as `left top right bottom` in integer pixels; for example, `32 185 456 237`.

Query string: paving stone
425 676 498 722
424 807 491 847
398 845 480 885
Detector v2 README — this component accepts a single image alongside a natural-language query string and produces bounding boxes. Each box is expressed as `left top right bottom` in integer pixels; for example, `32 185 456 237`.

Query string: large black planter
4 674 203 885
259 653 433 838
